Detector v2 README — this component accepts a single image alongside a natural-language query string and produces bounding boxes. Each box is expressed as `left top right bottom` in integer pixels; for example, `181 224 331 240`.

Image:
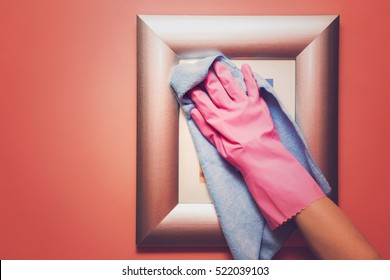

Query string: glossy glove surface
189 61 325 229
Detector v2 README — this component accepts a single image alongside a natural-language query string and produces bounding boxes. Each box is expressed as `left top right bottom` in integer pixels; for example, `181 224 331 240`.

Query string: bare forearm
295 197 381 259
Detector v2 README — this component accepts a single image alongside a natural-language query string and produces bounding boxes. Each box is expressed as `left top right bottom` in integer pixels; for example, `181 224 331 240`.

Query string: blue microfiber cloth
170 54 331 260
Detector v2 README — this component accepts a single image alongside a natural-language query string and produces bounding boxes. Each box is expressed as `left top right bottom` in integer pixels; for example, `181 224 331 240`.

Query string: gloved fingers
189 87 219 120
213 61 246 102
241 63 260 101
190 108 218 147
204 70 232 109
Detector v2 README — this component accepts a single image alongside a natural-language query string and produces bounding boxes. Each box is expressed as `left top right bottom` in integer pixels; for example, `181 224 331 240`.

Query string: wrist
229 137 326 229
230 136 286 179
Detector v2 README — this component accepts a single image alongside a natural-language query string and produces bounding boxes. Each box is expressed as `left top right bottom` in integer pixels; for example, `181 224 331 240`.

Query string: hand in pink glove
189 61 325 229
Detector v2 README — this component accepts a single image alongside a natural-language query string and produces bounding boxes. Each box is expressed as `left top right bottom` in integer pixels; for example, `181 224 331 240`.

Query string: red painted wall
1 0 389 259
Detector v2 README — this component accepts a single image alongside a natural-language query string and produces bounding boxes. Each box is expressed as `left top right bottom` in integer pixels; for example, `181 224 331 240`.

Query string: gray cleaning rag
170 54 331 259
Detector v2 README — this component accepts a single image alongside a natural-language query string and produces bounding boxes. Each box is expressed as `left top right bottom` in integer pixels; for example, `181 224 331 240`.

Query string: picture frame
136 15 339 246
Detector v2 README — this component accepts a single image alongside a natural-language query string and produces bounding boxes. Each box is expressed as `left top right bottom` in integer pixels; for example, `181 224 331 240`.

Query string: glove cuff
235 138 326 229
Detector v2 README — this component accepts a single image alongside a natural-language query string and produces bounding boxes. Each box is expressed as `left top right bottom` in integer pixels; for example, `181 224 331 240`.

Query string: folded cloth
170 54 331 259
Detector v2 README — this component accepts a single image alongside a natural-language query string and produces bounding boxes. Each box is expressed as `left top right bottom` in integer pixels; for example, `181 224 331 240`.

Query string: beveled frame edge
137 15 339 246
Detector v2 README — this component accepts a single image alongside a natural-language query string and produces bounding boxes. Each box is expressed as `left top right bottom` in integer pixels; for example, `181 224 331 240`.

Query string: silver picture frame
137 15 339 246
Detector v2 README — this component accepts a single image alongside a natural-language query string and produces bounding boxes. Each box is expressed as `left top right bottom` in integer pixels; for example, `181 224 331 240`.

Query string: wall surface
1 0 389 259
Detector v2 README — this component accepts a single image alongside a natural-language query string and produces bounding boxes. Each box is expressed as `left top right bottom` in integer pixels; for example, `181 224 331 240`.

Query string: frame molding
137 15 339 246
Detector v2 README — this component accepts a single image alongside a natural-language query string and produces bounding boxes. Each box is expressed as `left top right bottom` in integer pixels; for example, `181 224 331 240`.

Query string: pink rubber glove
189 61 325 229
